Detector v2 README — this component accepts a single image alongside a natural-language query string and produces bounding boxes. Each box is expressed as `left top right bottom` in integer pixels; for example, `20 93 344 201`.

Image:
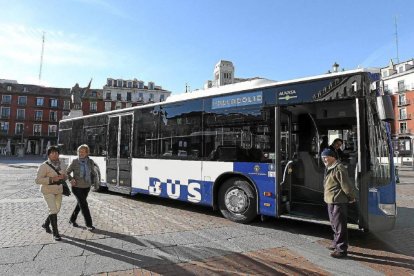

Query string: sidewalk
0 158 413 275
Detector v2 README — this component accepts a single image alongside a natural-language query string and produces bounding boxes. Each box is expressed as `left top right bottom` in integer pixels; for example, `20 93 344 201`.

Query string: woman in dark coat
66 144 96 231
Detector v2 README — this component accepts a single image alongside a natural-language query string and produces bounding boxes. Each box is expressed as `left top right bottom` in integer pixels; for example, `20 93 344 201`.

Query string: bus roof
60 67 379 122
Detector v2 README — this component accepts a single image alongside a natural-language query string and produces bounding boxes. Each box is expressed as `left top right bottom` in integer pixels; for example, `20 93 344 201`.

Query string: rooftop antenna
394 16 400 63
38 31 45 81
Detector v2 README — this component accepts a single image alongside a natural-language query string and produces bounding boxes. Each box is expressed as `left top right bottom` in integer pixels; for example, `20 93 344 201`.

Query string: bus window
203 107 273 162
158 101 203 160
133 107 159 158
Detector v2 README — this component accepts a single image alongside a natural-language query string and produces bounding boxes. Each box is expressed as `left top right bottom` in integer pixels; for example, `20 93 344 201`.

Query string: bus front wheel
218 178 257 223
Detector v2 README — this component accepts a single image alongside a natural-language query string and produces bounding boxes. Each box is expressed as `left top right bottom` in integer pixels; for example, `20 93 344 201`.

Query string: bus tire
218 178 257 223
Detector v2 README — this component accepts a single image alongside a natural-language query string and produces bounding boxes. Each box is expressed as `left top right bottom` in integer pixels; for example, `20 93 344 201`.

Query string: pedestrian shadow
62 229 328 275
347 251 414 271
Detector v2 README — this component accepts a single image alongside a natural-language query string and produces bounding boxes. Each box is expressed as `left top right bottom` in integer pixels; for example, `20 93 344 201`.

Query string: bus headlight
379 203 397 216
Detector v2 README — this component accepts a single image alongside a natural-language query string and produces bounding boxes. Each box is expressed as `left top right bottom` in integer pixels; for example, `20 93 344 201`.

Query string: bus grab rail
280 160 294 186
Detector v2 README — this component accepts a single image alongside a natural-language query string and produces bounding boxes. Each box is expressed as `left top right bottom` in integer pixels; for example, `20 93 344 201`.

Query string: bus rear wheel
218 178 257 223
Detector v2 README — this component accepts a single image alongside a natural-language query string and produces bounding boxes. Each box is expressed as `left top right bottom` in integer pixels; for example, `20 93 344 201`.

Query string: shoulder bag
46 162 71 196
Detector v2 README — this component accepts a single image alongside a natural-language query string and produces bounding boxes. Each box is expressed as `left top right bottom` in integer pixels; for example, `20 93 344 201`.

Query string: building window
63 100 71 110
33 124 42 136
105 102 112 111
138 93 143 101
398 66 404 73
117 93 122 101
48 125 57 136
115 102 122 109
18 96 27 105
149 93 154 101
1 107 10 119
106 92 111 100
127 92 132 101
90 102 97 112
139 81 144 89
127 81 132 88
126 102 132 108
160 94 165 101
384 84 389 94
117 80 122 87
382 71 388 78
15 123 24 135
36 97 44 106
398 94 406 105
399 108 407 120
148 82 154 90
91 91 97 98
107 79 112 86
23 87 28 92
399 122 407 134
7 86 11 91
34 110 43 121
49 111 58 122
0 122 9 134
2 95 11 104
50 98 58 108
17 109 25 120
398 80 405 92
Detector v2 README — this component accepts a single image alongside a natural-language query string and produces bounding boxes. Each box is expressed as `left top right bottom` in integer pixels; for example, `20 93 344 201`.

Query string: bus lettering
148 178 202 203
166 179 181 199
149 177 162 195
188 181 201 203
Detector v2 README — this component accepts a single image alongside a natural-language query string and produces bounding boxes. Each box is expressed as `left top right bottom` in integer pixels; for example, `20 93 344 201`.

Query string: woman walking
35 146 67 241
66 144 96 231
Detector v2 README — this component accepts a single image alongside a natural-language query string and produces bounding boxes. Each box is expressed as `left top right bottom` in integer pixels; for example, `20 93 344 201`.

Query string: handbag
46 162 71 196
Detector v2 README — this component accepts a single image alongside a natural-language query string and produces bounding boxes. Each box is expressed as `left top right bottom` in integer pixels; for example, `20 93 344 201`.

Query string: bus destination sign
212 91 263 109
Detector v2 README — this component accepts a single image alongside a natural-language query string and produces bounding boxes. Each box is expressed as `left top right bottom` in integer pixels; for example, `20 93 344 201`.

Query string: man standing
329 138 345 161
321 148 356 258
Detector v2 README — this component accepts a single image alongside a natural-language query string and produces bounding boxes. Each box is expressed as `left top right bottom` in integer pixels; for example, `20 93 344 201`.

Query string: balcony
398 99 411 106
34 117 43 122
33 131 42 136
399 113 412 121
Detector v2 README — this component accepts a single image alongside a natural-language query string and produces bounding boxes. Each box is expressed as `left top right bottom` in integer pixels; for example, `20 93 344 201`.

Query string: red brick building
381 59 414 156
0 80 103 156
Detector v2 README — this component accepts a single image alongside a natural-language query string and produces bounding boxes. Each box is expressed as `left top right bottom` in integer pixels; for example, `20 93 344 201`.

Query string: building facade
380 59 414 156
0 78 171 156
103 78 171 111
0 80 71 156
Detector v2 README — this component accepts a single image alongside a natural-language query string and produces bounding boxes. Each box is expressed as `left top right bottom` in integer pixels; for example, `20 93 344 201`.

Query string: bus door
275 107 294 216
106 113 133 194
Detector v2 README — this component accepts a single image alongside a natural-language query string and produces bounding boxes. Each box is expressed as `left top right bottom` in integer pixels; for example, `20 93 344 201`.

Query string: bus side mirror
377 95 394 122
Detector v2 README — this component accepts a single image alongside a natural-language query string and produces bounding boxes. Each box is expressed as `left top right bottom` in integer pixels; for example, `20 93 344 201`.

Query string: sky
1 0 414 94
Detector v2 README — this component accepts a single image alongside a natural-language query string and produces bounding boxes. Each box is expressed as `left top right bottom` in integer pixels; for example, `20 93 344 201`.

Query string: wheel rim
224 187 249 214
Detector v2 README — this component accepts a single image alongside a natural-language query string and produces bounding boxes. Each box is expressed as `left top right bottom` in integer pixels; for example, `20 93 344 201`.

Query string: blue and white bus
59 68 396 232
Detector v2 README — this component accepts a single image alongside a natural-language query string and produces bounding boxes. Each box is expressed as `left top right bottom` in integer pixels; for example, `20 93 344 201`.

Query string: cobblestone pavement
0 157 413 275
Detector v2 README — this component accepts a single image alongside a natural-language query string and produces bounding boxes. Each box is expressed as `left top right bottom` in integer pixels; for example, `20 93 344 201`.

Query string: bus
58 68 396 232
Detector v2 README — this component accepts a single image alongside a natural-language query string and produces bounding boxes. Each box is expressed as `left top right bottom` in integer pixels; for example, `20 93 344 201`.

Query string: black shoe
330 251 347 258
42 216 52 234
42 223 52 234
86 226 95 231
49 214 61 241
69 221 79 227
